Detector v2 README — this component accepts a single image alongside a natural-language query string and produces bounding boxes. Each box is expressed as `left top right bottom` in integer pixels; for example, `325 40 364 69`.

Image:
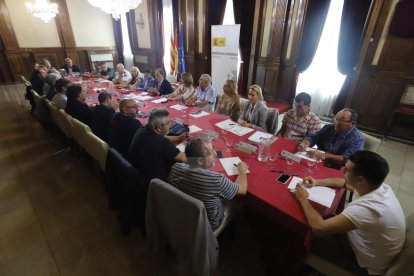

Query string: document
189 111 210 118
219 157 250 176
176 141 187 152
152 98 168 103
295 148 324 162
215 119 254 136
169 104 188 110
189 125 202 134
247 131 274 143
288 176 335 208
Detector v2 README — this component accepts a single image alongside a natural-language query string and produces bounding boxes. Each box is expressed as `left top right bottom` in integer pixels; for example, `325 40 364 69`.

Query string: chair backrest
30 89 41 103
20 75 32 87
69 117 92 149
83 131 109 171
240 98 250 111
361 132 381 152
146 178 219 275
46 100 71 138
266 107 279 134
386 213 414 276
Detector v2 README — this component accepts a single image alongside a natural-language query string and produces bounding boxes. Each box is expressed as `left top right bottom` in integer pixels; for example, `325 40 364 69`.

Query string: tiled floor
0 83 413 275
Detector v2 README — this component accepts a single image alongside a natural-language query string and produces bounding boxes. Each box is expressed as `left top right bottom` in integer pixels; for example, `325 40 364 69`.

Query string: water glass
257 137 271 162
225 138 234 153
306 159 316 173
285 158 293 172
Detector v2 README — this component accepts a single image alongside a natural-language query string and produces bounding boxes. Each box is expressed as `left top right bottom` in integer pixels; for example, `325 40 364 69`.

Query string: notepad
219 157 250 176
214 119 254 136
169 104 188 110
189 111 209 118
176 141 187 152
152 98 168 103
288 176 335 208
189 125 202 134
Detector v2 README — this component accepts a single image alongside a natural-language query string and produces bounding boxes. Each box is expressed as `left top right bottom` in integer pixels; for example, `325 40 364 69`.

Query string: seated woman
148 68 173 96
237 84 268 132
136 67 156 91
164 72 195 102
118 66 142 88
215 79 241 122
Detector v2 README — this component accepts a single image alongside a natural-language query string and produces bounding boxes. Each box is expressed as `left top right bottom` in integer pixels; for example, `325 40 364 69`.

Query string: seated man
128 108 186 188
45 73 61 100
91 92 116 142
186 74 216 111
31 65 48 95
61 58 82 74
137 67 156 91
277 92 321 141
295 150 405 275
112 63 132 85
108 99 142 157
148 67 173 96
297 108 364 164
65 84 92 126
99 63 116 81
51 78 70 109
169 137 248 231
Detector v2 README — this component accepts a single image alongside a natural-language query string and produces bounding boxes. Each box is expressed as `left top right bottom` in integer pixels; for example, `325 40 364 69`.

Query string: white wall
5 0 61 48
67 0 115 47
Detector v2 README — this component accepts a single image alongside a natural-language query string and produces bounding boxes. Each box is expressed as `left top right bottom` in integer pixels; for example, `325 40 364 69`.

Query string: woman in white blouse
165 72 195 102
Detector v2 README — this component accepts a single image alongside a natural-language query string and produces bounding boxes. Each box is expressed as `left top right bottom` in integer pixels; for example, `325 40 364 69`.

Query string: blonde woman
165 72 195 102
118 66 142 88
215 79 241 122
238 84 268 131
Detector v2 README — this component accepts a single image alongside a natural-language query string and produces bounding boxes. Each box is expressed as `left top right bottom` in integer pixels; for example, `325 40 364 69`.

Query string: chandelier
26 0 58 23
87 0 142 21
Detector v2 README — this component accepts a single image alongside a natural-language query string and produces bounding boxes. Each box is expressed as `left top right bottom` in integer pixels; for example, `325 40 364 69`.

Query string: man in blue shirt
297 108 364 165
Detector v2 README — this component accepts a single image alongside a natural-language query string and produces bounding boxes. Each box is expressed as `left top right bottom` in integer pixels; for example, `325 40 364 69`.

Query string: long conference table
80 76 345 262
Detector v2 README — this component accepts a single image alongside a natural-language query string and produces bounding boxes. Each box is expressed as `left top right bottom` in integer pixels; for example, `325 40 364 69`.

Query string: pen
229 123 236 125
233 164 238 167
270 170 284 173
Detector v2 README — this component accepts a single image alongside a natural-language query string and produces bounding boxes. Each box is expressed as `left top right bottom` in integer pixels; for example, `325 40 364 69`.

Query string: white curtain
121 13 134 70
162 0 176 82
296 0 345 116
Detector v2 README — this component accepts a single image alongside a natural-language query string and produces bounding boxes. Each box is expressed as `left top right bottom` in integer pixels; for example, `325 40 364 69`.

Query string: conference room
0 0 413 275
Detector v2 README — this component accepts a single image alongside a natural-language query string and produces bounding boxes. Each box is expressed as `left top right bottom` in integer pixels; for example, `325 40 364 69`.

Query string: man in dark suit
108 99 142 157
90 92 116 142
148 67 173 96
65 84 92 126
61 58 83 74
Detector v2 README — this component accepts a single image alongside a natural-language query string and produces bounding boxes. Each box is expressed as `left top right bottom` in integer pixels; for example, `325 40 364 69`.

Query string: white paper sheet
247 131 274 143
176 141 187 152
214 119 254 136
169 104 188 110
189 125 202 134
215 119 239 130
219 157 250 176
152 98 168 103
288 176 335 208
189 111 210 118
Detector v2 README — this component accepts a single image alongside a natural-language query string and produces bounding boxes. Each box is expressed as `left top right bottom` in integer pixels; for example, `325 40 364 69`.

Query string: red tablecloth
82 77 345 254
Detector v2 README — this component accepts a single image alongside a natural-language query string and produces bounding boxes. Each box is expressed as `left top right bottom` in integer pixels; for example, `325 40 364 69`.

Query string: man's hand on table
237 162 248 174
297 139 310 152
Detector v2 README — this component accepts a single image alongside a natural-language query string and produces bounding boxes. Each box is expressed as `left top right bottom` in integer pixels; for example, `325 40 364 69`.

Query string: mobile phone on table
276 174 291 184
216 150 224 159
324 161 342 170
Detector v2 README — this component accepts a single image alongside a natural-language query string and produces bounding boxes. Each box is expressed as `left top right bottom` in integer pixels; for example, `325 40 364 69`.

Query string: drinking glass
313 151 325 170
306 159 316 173
225 138 234 153
285 158 293 172
268 151 280 167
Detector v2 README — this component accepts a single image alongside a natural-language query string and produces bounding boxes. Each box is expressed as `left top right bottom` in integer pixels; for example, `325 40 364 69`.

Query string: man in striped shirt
277 92 321 141
168 137 248 231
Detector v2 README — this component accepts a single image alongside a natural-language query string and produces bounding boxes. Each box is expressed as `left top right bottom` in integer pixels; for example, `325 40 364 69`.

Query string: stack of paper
189 125 202 134
189 111 209 118
247 131 274 143
169 104 188 110
219 157 250 176
152 98 168 103
288 176 336 208
215 119 254 136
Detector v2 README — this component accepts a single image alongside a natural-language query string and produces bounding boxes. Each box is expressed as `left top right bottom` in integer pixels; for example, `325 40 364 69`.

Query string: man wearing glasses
297 108 364 165
108 99 142 157
128 108 187 189
169 137 248 231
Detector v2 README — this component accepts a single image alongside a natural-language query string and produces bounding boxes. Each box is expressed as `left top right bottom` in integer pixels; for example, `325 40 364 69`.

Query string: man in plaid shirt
277 92 321 141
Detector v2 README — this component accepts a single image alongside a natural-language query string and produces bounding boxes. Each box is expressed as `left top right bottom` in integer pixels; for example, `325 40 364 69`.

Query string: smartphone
276 174 291 184
216 150 224 159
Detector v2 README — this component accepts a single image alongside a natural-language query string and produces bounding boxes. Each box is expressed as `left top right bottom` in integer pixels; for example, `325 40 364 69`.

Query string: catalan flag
170 25 178 75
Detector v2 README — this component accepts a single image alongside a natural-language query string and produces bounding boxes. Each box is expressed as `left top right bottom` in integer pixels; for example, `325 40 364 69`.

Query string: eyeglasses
126 105 138 109
334 117 352 123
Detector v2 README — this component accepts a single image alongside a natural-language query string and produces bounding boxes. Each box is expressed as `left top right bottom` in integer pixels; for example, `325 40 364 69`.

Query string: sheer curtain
296 0 345 116
121 13 134 69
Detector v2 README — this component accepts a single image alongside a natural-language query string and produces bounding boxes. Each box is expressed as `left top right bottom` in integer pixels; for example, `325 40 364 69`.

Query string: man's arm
304 176 354 191
174 152 186 163
276 123 287 137
295 186 356 234
235 162 248 195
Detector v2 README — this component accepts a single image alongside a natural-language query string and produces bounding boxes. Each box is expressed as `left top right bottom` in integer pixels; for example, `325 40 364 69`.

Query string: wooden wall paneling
19 52 35 78
350 72 403 133
248 0 266 89
0 37 13 83
180 0 197 80
0 0 19 50
54 0 76 49
277 0 307 104
378 36 414 72
147 0 163 69
194 0 207 81
76 50 90 72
